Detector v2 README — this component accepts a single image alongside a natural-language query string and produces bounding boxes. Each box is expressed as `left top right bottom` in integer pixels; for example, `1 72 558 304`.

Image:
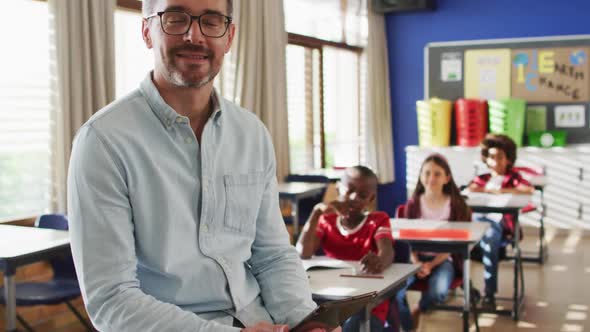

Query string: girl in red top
297 166 394 332
468 134 533 308
394 153 471 331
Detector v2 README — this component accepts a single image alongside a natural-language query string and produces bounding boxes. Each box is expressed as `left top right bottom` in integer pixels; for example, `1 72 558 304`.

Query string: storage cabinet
406 145 590 230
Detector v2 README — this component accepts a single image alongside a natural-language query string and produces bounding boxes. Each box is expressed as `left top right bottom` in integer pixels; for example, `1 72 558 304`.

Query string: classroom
0 0 589 331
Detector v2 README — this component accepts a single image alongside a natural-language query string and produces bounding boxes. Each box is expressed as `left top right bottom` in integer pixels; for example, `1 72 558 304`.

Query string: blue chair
0 214 93 332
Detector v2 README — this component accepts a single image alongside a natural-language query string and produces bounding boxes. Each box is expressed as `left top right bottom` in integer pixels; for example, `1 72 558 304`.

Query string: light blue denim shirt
67 74 316 332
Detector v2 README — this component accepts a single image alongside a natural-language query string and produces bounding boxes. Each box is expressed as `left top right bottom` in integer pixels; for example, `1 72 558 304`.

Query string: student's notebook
300 256 354 271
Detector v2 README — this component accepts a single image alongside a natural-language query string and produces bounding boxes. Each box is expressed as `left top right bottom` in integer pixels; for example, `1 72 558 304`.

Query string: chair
0 214 94 332
391 205 481 332
282 174 330 231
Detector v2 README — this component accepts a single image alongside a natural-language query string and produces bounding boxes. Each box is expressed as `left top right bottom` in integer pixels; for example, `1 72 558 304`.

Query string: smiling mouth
177 54 209 60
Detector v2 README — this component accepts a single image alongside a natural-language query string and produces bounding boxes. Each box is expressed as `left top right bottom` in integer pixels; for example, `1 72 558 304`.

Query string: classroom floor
409 226 590 332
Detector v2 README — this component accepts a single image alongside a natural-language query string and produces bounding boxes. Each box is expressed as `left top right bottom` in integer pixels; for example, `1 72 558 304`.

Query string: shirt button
219 258 228 268
176 117 184 123
202 225 209 232
185 137 192 144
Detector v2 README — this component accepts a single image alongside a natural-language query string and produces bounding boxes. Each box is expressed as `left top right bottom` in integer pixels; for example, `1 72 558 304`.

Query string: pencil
339 274 384 279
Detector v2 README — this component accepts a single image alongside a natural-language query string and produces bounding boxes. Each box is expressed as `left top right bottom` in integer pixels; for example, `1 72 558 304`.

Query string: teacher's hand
295 324 342 332
242 322 341 332
241 322 288 332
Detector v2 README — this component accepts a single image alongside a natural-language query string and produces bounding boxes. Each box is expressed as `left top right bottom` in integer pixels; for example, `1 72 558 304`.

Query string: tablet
291 292 377 332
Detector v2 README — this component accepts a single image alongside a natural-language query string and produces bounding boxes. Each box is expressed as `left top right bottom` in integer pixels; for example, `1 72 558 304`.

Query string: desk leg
4 273 17 332
360 305 371 332
292 199 299 237
463 256 470 332
539 199 547 264
513 214 523 321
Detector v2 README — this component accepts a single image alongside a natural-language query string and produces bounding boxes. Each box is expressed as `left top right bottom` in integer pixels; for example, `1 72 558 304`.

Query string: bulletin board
425 35 590 144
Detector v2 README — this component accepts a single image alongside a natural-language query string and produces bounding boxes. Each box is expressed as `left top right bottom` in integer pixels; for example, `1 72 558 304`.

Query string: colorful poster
554 105 586 128
441 52 462 82
464 49 511 99
511 47 589 102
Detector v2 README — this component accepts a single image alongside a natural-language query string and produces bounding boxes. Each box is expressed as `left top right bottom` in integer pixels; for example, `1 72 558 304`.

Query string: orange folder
398 228 471 240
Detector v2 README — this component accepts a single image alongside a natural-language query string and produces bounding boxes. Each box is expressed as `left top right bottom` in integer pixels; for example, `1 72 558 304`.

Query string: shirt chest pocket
223 172 265 233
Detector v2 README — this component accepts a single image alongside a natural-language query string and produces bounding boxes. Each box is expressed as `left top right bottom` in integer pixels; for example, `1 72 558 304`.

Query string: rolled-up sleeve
67 125 238 332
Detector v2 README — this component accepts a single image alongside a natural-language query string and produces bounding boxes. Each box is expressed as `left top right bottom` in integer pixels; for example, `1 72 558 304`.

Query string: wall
379 0 590 214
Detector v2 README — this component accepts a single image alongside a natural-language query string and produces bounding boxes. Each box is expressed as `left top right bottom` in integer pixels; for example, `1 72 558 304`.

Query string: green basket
488 98 526 146
528 130 567 147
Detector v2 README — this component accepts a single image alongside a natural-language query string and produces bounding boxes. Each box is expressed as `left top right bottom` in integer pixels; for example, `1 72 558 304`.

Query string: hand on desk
360 252 385 274
466 186 502 194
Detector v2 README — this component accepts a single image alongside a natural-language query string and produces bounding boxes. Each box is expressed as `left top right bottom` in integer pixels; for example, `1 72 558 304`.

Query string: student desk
0 225 70 332
464 192 531 321
390 219 490 332
307 262 419 332
278 182 326 235
288 168 345 183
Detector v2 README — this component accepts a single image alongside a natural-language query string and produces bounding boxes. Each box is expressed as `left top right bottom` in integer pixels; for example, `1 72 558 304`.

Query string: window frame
117 0 142 12
287 32 364 169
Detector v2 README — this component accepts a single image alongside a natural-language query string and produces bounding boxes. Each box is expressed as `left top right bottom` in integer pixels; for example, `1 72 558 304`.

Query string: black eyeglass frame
145 11 233 38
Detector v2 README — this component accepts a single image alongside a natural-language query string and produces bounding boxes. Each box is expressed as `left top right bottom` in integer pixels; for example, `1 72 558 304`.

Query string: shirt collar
139 72 224 128
210 88 223 125
336 214 369 236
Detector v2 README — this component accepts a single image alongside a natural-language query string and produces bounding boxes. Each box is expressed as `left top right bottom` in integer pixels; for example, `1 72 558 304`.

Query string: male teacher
68 0 321 330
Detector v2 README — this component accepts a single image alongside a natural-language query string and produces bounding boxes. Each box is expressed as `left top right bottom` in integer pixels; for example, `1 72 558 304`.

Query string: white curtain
49 0 116 212
224 0 291 181
365 1 395 183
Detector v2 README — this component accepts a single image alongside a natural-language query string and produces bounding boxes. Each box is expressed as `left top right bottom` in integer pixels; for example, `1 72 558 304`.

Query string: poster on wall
464 49 511 100
554 105 586 128
441 52 462 82
526 105 547 134
511 47 590 102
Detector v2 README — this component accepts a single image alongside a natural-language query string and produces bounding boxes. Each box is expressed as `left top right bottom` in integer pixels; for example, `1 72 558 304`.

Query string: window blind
0 0 51 222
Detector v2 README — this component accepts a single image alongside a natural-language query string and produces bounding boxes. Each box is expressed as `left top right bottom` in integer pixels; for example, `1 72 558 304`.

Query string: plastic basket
416 98 451 147
454 98 488 147
487 98 526 146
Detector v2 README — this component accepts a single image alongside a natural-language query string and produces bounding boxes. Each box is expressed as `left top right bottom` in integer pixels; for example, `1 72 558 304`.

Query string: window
284 0 367 173
115 9 154 97
0 0 51 222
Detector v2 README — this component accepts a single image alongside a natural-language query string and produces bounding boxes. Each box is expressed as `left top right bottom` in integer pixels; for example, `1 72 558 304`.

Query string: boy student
468 134 534 308
297 166 395 332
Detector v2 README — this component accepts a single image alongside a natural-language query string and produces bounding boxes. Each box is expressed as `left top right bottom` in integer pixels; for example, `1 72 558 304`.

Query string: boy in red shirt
297 166 394 332
468 134 533 309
